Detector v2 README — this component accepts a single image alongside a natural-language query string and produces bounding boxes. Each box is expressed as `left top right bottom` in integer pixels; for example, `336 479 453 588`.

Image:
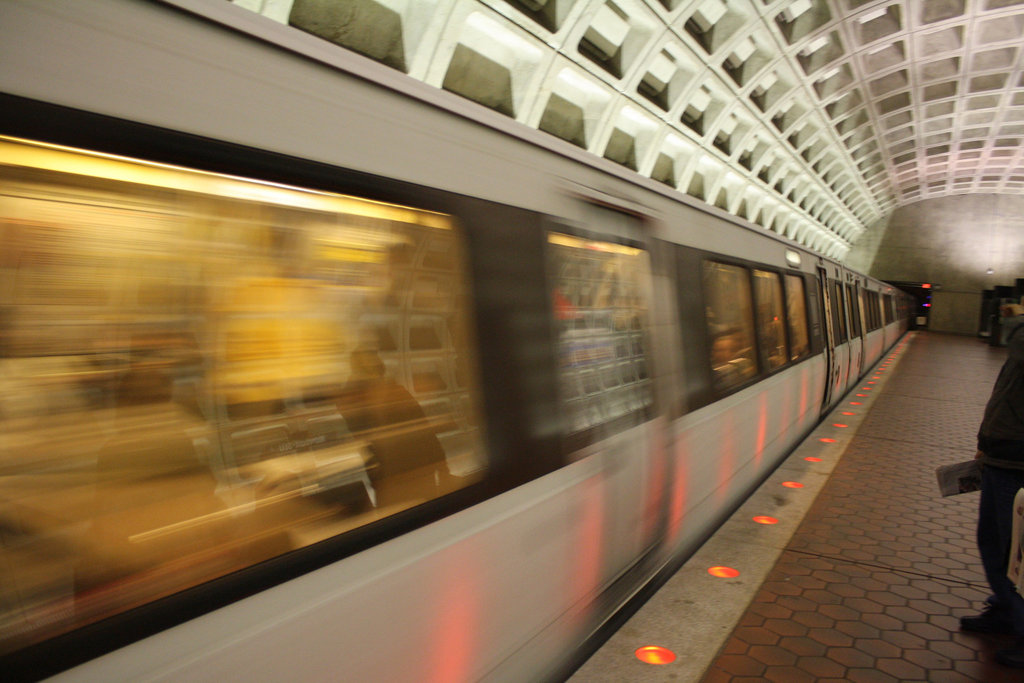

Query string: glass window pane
856 289 865 332
703 261 758 392
548 233 653 437
752 270 789 371
845 284 861 337
785 274 810 360
832 281 847 342
0 137 486 653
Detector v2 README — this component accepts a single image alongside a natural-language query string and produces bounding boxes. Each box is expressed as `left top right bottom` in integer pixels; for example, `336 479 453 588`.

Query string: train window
856 288 867 333
548 233 653 438
752 270 789 371
861 290 870 331
785 275 810 360
831 281 847 343
0 137 487 653
845 284 862 337
703 261 758 392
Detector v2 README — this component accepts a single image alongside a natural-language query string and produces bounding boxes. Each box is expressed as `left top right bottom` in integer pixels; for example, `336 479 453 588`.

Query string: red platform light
833 423 848 428
635 645 676 665
819 437 837 443
841 411 855 415
850 401 862 405
753 515 778 525
708 566 740 578
782 481 804 488
804 456 823 462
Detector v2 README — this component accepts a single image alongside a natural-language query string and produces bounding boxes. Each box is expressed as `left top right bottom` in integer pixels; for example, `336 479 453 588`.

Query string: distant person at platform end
961 303 1024 668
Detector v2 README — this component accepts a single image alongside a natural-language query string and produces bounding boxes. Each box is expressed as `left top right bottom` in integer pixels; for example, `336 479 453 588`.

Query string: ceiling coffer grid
236 0 1024 261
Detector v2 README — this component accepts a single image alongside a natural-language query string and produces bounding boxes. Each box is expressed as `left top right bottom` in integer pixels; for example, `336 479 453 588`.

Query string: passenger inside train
710 330 756 392
704 261 759 393
785 275 811 360
334 347 454 506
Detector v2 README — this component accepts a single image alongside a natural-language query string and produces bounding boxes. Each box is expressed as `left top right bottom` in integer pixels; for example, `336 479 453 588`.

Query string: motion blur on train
0 2 911 681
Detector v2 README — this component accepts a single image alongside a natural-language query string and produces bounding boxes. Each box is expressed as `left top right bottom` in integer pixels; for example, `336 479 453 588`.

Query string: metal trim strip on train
0 2 911 681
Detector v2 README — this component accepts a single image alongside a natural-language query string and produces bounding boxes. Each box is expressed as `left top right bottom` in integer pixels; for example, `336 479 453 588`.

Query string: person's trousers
978 463 1024 634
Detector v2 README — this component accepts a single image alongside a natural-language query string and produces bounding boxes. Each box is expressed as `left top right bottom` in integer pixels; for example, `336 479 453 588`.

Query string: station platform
568 332 1020 682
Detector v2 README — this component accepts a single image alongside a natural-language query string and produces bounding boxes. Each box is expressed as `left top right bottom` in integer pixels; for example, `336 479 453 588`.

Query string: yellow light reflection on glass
547 232 642 255
0 135 451 229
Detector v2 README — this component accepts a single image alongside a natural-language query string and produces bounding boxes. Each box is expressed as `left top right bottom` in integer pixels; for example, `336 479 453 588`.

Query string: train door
846 282 864 379
856 283 867 339
818 267 839 411
831 279 851 393
546 201 665 598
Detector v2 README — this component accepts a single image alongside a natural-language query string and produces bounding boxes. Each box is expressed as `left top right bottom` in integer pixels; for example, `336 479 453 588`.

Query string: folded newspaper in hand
935 460 982 497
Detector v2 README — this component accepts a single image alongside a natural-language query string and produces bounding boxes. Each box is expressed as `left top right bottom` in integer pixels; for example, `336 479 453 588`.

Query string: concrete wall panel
929 291 980 336
849 194 1024 335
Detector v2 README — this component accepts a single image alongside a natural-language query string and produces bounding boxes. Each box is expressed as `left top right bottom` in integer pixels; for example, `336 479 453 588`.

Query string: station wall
847 194 1024 335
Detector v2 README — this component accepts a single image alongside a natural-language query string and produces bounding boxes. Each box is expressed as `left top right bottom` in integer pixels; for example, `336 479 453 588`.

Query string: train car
0 2 911 681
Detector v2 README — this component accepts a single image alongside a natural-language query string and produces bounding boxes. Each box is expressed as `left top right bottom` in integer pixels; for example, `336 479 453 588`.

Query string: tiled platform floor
701 332 1018 682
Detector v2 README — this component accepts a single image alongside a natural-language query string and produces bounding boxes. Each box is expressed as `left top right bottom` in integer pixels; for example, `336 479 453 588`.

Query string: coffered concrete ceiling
234 0 1024 261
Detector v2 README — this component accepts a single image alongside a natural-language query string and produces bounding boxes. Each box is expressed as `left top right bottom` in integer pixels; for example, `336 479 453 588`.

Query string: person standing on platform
961 302 1024 668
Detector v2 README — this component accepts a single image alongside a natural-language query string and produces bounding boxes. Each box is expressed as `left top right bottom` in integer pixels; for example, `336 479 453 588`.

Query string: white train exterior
0 2 910 681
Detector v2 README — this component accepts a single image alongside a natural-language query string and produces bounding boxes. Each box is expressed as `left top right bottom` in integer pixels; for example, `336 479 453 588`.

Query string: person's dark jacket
979 314 1024 468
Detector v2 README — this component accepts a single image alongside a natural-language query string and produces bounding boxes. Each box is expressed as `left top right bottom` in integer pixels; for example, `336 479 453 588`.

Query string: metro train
0 2 911 681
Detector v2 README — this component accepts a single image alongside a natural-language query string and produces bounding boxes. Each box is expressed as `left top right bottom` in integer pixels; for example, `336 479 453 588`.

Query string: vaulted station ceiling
234 0 1024 261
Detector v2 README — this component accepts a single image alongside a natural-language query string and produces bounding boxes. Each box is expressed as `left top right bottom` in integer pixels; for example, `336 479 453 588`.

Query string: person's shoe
997 639 1024 668
960 605 1015 634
